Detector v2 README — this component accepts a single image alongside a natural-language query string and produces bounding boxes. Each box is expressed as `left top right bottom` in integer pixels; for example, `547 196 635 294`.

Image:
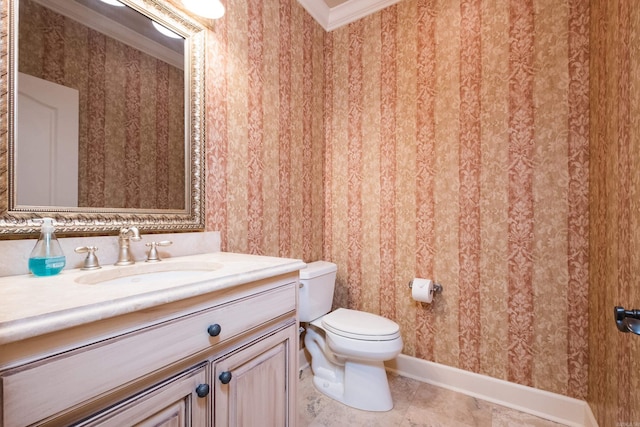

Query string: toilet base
311 359 393 412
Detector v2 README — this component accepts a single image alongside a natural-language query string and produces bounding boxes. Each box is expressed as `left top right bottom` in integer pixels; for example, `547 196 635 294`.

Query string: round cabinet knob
195 383 210 398
207 324 222 337
219 371 232 384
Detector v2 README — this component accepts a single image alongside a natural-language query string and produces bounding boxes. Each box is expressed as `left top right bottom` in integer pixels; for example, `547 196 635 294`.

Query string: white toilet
299 261 403 412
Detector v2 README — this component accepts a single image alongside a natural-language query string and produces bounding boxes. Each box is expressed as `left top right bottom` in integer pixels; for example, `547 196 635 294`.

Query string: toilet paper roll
411 278 434 303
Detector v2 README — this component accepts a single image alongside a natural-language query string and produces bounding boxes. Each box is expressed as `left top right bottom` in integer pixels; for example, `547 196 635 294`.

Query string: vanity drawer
1 282 296 427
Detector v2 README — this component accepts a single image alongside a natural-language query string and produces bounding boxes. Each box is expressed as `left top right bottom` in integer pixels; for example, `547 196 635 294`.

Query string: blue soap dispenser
28 218 66 276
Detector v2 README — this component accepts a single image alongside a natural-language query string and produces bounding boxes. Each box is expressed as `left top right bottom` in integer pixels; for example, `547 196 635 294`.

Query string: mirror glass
17 0 186 210
0 0 206 235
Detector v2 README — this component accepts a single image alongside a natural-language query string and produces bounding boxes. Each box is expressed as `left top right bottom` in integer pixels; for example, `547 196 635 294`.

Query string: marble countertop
0 252 306 345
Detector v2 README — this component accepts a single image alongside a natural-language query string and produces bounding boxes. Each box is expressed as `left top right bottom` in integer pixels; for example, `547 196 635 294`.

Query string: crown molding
297 0 401 31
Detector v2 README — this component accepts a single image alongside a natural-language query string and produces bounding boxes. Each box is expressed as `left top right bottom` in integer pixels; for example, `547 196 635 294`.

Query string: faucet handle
75 246 101 270
145 240 173 263
120 226 141 241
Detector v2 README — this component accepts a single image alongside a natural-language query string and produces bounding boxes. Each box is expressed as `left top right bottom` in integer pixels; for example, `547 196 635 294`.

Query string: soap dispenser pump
28 218 66 276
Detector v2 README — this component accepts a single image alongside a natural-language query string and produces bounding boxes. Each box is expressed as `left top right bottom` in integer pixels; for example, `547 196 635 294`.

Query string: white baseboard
385 354 598 427
300 349 597 426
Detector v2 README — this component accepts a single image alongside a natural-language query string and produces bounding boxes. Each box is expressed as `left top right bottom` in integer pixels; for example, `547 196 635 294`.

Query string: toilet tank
298 261 338 322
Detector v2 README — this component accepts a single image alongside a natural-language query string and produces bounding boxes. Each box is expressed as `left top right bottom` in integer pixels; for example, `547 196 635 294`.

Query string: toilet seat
321 308 400 341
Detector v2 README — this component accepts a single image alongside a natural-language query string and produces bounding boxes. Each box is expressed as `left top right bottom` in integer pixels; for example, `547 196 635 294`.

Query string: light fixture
152 21 182 39
99 0 125 6
182 0 225 19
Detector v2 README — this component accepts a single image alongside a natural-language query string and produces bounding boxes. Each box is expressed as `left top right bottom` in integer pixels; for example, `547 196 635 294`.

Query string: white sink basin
75 261 222 285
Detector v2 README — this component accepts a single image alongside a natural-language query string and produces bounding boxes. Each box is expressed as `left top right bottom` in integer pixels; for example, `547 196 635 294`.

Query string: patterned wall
200 0 589 398
322 0 589 399
202 0 326 260
589 0 640 425
200 0 590 400
19 0 185 209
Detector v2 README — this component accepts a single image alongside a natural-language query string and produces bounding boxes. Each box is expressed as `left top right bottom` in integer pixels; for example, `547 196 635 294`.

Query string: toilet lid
321 308 400 341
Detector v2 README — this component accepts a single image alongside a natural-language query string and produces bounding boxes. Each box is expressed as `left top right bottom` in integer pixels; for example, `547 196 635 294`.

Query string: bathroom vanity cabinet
0 254 302 427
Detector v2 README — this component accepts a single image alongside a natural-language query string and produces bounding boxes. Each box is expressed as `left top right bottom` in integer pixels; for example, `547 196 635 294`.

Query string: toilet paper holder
408 279 443 295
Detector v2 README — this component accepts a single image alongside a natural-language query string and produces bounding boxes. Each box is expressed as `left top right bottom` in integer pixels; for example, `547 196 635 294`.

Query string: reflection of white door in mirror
17 72 79 207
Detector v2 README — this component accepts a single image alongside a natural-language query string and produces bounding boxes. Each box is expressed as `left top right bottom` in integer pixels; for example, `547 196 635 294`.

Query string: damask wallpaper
589 0 640 425
323 0 589 399
19 0 185 209
203 0 326 261
153 0 638 424
200 0 591 403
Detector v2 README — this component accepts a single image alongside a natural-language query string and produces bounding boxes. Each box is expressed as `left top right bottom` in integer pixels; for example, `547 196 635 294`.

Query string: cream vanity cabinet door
213 324 297 427
77 364 209 427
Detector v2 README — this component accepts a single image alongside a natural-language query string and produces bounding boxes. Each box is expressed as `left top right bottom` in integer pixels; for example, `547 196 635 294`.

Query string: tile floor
297 367 569 426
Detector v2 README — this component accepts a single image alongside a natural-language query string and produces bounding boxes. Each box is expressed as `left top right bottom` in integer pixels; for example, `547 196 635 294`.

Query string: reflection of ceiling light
99 0 125 6
182 0 225 19
152 21 182 39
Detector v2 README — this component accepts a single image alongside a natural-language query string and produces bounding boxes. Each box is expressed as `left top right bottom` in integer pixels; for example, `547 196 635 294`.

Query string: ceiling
297 0 401 32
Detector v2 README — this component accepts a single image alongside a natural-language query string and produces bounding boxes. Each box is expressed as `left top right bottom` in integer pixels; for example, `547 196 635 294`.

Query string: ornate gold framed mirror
0 0 206 235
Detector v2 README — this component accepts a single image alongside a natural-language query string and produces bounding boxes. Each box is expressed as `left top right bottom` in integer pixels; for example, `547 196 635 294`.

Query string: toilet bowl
299 261 403 412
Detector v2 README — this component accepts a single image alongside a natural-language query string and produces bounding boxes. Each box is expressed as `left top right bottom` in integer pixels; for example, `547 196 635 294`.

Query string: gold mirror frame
0 0 206 235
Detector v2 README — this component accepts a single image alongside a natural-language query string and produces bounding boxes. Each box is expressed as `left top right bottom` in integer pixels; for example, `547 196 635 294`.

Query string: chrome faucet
115 226 141 266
